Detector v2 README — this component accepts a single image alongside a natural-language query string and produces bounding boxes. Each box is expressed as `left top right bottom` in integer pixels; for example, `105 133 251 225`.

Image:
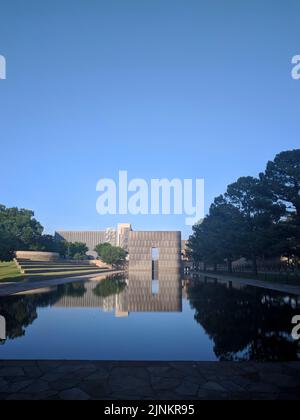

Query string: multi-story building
55 224 182 274
55 223 133 258
54 231 106 258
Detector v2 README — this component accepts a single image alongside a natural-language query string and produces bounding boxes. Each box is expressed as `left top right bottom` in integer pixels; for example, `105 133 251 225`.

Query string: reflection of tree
0 277 125 344
0 291 59 341
93 275 126 299
187 281 300 361
0 282 87 342
61 283 86 298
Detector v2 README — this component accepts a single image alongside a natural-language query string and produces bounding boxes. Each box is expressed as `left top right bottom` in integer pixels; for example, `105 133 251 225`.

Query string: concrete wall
55 231 106 258
55 226 132 255
16 251 60 262
128 231 181 273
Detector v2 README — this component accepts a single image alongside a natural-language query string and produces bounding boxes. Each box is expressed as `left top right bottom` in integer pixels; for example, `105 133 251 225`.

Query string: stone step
22 267 103 274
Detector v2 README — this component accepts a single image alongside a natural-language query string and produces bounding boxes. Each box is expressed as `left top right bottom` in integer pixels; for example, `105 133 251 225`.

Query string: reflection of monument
53 271 182 315
120 271 182 313
54 281 118 311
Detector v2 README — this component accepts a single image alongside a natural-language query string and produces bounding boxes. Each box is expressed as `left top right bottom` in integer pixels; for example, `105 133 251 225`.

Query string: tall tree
225 177 285 274
0 205 43 250
0 229 15 261
187 219 220 271
261 150 300 217
95 243 127 268
261 150 300 264
188 196 244 272
0 205 44 260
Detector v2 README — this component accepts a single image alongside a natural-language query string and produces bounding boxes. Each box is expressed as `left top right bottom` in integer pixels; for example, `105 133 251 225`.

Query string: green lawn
0 261 113 284
0 261 23 282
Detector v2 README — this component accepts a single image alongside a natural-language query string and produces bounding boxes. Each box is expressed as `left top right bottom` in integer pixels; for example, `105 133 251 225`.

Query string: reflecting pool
0 273 299 361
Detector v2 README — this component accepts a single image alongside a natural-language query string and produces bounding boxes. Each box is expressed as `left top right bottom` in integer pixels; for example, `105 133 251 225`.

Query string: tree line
0 205 127 267
0 205 90 261
187 150 300 274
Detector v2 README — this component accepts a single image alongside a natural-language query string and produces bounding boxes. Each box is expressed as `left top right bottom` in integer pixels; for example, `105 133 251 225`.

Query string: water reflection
187 275 300 361
0 272 299 361
52 271 182 315
0 271 182 343
0 287 59 342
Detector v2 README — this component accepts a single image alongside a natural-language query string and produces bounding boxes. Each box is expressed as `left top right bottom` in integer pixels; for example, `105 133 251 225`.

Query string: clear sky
0 0 299 238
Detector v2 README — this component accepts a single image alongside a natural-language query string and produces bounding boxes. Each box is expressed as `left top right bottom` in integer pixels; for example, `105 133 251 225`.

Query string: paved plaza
0 360 299 400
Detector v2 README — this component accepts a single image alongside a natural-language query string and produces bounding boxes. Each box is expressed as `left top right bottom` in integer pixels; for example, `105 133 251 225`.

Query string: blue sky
0 0 299 238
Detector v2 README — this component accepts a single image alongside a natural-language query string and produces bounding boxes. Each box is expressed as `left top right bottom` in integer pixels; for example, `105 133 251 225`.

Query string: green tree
188 218 224 271
67 242 88 259
261 149 300 217
188 196 245 272
269 215 300 262
73 252 86 261
189 151 300 275
261 150 300 264
55 240 69 258
94 243 127 267
0 204 45 261
0 229 15 261
34 235 59 253
94 243 112 258
0 205 44 250
188 281 300 361
224 177 285 274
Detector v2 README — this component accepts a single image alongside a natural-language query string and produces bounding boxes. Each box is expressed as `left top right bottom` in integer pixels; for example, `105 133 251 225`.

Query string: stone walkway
199 273 300 296
0 361 299 400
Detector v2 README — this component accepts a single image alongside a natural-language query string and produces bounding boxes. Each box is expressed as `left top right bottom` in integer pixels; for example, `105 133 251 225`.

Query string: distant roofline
129 230 182 234
56 230 105 233
55 229 182 233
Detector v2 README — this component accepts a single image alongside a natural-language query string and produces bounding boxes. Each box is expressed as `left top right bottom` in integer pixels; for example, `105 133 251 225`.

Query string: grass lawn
22 266 103 272
0 261 113 284
0 261 23 283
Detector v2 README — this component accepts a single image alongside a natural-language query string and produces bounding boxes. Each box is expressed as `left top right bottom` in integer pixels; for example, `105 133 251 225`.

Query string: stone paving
199 273 300 296
0 361 299 400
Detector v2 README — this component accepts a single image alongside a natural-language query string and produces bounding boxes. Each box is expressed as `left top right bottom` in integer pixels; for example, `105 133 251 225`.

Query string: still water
0 273 299 361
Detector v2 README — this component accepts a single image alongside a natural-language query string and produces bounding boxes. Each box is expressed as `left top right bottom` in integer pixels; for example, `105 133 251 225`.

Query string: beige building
128 231 182 274
55 223 133 258
55 225 182 271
